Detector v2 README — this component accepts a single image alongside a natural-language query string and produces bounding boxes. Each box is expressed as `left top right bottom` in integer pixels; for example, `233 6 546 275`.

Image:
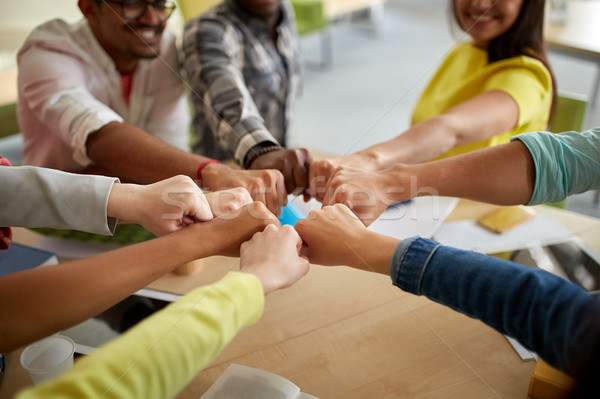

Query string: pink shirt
17 19 190 172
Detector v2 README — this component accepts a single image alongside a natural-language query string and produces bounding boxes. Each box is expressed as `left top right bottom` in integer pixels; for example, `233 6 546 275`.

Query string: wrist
354 230 400 274
244 143 282 169
196 160 223 189
107 182 138 223
349 150 382 171
384 164 413 202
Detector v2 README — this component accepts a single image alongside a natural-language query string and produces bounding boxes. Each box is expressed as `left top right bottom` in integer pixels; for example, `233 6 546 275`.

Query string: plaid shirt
183 0 301 167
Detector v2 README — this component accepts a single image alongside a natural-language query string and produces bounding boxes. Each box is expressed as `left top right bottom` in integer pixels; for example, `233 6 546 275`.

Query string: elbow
430 115 461 153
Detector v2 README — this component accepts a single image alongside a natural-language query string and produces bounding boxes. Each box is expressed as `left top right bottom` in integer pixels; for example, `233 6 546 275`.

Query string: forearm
398 140 535 205
86 122 207 184
391 237 600 377
348 231 400 273
0 223 221 352
16 272 264 399
357 116 461 169
355 90 519 169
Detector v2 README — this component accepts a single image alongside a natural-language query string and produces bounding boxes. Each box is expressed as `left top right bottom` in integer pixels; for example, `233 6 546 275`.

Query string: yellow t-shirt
412 42 553 160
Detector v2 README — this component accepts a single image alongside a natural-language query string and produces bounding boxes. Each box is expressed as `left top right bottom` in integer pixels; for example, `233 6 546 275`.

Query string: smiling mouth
125 25 163 42
469 13 495 23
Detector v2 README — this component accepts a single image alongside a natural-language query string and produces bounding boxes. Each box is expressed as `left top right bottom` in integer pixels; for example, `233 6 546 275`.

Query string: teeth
138 29 156 39
471 14 492 22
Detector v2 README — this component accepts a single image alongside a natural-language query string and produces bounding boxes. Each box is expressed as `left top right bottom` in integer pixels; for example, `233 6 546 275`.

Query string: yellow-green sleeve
16 271 264 399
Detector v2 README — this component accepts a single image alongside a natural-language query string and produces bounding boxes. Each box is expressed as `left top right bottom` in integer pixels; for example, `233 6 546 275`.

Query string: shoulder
17 19 97 68
185 14 239 46
183 13 244 54
19 19 80 52
184 3 238 36
489 55 551 83
27 18 73 37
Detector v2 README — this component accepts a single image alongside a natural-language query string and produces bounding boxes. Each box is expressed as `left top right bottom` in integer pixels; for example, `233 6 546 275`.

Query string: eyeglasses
101 0 177 21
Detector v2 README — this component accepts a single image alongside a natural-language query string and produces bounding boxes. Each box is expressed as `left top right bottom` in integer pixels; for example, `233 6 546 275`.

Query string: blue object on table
278 203 306 226
0 243 58 278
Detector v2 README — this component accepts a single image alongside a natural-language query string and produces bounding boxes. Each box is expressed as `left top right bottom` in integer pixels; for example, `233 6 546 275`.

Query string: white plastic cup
20 335 75 384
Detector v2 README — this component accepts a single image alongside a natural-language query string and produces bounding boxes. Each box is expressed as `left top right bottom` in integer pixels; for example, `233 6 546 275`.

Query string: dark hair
451 0 557 121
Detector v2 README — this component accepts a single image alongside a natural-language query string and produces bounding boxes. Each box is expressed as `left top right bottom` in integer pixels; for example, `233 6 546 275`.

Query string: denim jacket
391 236 600 378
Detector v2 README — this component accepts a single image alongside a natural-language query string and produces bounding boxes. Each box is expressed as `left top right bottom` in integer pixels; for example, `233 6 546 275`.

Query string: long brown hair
451 0 557 120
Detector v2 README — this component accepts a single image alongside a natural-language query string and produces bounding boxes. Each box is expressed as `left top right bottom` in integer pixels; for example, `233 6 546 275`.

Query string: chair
177 0 221 21
546 92 589 208
290 0 331 67
549 92 588 133
0 102 19 139
0 101 24 165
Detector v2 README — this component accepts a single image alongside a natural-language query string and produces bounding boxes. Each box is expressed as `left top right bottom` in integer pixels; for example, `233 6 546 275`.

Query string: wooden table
544 1 600 109
2 200 599 399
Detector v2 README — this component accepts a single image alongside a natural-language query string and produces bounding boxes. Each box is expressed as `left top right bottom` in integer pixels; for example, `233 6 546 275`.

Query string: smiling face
455 0 524 49
80 0 167 73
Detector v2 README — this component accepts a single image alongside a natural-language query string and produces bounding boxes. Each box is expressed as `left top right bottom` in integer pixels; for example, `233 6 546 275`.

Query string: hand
308 154 372 202
205 187 253 217
203 201 280 257
294 204 399 272
108 175 213 236
201 162 286 216
322 165 405 226
250 148 313 196
307 157 344 202
240 224 310 295
294 204 365 267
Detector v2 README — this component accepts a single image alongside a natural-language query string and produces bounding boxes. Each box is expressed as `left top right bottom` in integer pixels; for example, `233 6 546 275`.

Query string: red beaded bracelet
196 159 221 187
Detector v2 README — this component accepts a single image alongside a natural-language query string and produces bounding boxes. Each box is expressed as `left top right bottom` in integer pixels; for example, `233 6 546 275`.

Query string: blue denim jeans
390 237 600 378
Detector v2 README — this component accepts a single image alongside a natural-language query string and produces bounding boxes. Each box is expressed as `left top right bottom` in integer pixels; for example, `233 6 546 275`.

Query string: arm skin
15 226 309 399
321 140 535 225
85 122 286 215
0 202 278 352
309 90 519 198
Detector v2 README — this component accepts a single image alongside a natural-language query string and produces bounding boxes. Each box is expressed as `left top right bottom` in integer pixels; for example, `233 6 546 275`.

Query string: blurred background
1 0 599 216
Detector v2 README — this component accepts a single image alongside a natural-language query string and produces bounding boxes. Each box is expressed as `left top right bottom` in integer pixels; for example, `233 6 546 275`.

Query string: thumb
190 194 214 222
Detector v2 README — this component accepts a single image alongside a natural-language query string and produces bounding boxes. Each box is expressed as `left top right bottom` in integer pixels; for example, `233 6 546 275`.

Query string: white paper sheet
433 213 573 254
368 196 458 239
505 335 538 362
